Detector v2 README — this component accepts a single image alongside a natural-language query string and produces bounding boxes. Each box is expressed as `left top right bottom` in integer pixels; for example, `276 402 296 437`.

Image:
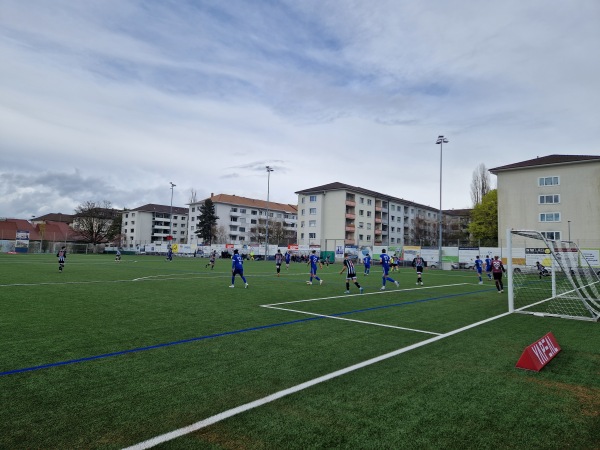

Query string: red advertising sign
288 244 299 250
515 332 561 372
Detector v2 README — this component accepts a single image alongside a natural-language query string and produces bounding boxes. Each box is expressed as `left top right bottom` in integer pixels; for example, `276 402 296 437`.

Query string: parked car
451 262 475 270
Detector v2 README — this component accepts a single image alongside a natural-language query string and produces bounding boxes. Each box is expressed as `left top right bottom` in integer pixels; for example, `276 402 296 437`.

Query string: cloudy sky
1 0 599 219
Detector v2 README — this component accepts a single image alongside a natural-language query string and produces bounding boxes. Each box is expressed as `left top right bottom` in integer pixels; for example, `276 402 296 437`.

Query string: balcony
345 200 356 207
375 207 382 212
374 229 382 235
345 226 355 231
345 213 356 220
375 218 382 223
344 239 355 245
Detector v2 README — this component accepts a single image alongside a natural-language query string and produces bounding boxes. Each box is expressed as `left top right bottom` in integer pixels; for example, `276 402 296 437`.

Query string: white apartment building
121 204 189 248
295 182 440 250
490 154 600 247
188 194 298 245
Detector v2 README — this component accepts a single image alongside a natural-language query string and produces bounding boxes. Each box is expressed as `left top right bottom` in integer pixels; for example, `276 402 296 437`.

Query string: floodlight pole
436 135 448 269
169 182 176 243
265 166 274 259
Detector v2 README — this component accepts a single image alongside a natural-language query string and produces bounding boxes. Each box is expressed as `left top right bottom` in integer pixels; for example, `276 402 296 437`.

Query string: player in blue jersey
229 249 248 288
340 253 363 294
363 253 371 275
166 246 173 262
306 250 323 285
485 255 493 280
285 250 291 270
379 248 400 290
474 255 484 284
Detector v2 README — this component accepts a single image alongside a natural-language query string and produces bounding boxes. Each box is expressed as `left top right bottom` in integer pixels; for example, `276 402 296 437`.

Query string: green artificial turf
0 253 598 449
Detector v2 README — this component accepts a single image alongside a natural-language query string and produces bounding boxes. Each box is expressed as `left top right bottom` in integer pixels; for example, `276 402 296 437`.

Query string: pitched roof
443 208 472 217
32 213 74 223
130 204 189 215
489 154 600 173
295 182 439 211
205 194 298 214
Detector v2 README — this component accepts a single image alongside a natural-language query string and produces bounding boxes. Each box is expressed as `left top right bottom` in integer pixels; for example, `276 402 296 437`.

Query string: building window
367 223 372 230
131 213 135 217
251 219 257 224
231 208 237 212
300 221 305 228
191 207 195 212
301 197 305 203
240 208 246 214
367 199 372 205
359 210 364 216
309 195 317 202
301 233 304 239
125 213 129 218
366 235 371 241
309 220 316 227
239 227 245 232
541 231 561 240
391 227 395 232
366 211 372 217
540 212 560 222
358 222 364 229
539 194 560 204
301 209 305 216
391 237 395 243
251 210 258 215
391 205 395 211
538 176 559 186
173 215 178 219
309 233 316 239
309 208 317 215
391 216 395 221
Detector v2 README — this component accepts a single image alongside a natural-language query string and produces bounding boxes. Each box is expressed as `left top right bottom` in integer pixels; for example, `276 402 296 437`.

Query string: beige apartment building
295 182 440 250
490 154 600 247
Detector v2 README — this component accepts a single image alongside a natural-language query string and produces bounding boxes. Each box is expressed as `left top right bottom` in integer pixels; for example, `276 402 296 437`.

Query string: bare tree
189 189 197 204
470 163 492 206
73 200 120 250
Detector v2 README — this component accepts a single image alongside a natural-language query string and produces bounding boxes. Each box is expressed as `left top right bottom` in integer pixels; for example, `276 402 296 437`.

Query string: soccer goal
507 229 600 322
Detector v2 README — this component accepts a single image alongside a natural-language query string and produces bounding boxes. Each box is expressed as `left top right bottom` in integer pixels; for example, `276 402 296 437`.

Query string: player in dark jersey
205 251 216 270
340 253 363 294
412 254 425 285
275 249 283 277
57 246 66 273
491 256 506 293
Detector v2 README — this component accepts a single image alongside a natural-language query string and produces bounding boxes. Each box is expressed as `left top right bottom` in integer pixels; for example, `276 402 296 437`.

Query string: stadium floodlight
169 182 176 242
265 166 274 259
436 135 448 269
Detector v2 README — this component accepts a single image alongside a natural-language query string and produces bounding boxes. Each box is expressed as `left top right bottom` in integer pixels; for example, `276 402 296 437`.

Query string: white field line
123 309 513 450
261 305 442 335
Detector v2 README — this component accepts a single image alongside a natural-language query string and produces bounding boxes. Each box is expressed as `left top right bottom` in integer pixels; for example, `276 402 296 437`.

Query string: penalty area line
123 309 512 450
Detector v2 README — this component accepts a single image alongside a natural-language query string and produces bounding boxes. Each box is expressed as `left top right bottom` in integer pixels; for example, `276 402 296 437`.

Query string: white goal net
507 229 600 322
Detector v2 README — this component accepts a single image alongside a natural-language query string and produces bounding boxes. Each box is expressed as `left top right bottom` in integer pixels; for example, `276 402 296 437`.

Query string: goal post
507 229 600 322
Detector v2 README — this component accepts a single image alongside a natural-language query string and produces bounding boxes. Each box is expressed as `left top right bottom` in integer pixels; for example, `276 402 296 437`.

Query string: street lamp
567 220 571 242
265 166 274 259
436 135 448 269
169 182 176 242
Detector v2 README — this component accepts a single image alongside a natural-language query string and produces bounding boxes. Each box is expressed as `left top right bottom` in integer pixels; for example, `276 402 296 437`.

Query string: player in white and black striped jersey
340 253 364 294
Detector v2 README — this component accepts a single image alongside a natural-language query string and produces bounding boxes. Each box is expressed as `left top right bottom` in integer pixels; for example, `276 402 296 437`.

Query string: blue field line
0 287 493 378
0 317 321 377
332 289 491 317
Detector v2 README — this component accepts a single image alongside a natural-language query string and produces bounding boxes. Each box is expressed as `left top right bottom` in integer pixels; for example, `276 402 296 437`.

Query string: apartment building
121 204 189 248
295 182 441 250
188 194 297 245
489 154 600 247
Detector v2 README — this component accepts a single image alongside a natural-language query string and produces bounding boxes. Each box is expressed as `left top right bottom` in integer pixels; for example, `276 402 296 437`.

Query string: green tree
468 189 498 245
195 199 219 244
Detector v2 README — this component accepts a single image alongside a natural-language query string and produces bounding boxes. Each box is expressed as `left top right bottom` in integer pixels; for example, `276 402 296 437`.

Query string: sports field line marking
261 283 469 307
261 305 441 335
123 309 513 450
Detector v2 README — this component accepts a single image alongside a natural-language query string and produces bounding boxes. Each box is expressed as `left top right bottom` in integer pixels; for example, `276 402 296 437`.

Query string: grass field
1 253 598 449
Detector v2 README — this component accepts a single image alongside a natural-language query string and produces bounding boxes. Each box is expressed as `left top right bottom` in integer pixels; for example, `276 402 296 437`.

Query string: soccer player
491 256 506 293
474 255 484 284
275 249 283 277
229 249 248 288
485 255 493 280
57 246 66 273
115 249 121 262
306 250 323 285
363 253 371 275
379 248 400 291
340 253 363 294
536 261 549 279
285 250 291 270
166 246 173 262
412 254 425 285
205 251 216 270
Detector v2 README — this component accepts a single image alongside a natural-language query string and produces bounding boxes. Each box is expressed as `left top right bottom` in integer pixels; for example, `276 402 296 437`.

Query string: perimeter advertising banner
15 230 30 253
